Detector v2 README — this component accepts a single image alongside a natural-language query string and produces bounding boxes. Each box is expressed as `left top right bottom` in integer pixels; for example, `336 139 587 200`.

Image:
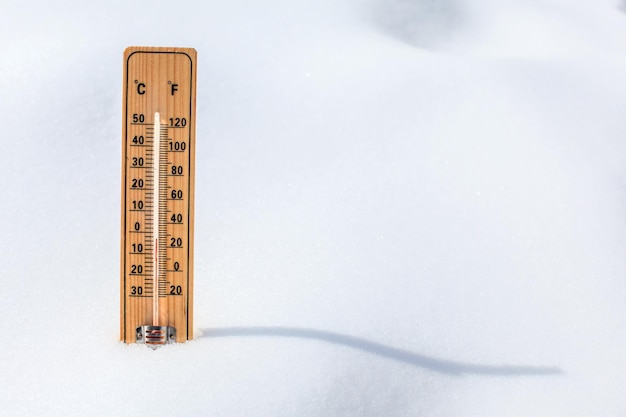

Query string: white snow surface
1 0 626 415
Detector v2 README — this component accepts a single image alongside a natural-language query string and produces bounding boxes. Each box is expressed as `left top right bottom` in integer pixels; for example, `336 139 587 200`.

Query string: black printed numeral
169 117 187 127
169 141 186 151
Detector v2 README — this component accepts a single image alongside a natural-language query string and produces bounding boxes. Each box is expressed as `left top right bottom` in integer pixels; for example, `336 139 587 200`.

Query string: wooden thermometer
120 46 196 347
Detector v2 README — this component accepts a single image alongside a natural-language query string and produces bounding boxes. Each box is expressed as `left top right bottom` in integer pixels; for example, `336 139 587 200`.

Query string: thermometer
120 46 197 347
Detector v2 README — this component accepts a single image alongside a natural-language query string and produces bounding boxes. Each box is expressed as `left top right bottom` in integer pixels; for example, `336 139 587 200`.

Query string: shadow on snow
200 326 563 377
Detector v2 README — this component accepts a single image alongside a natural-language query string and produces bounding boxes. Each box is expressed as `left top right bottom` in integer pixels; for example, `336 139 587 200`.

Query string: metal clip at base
136 326 176 348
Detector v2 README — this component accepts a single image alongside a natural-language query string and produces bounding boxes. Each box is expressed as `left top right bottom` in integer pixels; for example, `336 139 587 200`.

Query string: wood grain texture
121 46 196 343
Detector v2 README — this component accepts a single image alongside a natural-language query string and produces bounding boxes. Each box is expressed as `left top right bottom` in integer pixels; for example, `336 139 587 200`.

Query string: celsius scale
120 46 197 347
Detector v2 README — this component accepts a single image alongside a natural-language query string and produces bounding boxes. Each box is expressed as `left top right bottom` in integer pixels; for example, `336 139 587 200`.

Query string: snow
1 0 626 415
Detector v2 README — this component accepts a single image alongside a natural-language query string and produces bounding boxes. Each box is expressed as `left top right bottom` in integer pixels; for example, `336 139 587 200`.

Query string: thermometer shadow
199 326 563 376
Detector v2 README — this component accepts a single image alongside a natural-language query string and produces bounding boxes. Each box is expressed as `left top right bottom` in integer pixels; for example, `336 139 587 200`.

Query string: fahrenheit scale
120 46 196 347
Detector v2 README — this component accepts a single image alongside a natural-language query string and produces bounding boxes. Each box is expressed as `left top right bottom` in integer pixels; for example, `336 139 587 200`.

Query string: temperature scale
120 46 197 347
